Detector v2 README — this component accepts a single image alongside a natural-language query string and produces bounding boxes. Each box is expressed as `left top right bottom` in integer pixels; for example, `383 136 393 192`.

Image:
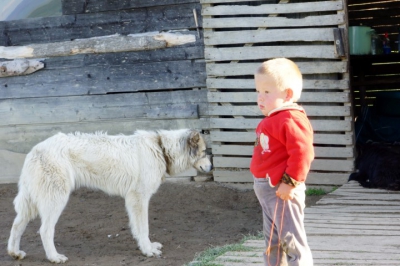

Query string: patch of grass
306 187 327 196
186 232 263 266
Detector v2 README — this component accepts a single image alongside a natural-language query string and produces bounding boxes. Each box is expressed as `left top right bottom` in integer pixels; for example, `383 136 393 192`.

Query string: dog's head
188 131 213 173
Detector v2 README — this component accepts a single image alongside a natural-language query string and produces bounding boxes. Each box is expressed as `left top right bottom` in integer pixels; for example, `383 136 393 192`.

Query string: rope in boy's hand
266 197 286 266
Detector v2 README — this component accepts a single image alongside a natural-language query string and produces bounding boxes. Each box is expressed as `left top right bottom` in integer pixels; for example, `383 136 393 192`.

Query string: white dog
7 129 212 263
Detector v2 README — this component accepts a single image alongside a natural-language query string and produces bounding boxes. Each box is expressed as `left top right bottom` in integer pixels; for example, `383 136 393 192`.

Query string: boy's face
255 74 289 116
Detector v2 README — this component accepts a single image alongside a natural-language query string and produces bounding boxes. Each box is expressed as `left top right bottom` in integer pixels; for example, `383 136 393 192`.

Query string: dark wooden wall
348 0 400 117
0 0 207 154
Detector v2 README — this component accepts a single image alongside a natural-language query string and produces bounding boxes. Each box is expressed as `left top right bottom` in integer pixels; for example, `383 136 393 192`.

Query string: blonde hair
255 58 302 102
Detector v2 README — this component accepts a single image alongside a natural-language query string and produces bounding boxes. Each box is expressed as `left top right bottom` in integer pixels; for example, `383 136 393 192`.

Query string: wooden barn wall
202 0 354 185
0 0 207 182
0 0 208 153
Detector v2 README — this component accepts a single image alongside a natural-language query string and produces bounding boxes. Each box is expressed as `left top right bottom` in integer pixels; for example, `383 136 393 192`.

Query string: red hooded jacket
250 105 314 186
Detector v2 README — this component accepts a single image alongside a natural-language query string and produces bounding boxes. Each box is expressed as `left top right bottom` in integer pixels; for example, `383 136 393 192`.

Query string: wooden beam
0 32 196 60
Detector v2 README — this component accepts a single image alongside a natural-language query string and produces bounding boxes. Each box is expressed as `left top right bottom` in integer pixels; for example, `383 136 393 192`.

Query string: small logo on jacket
255 133 271 154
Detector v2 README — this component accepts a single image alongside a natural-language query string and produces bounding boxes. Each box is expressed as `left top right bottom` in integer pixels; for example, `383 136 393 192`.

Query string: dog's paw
152 242 163 250
47 253 68 263
141 242 163 257
8 249 26 260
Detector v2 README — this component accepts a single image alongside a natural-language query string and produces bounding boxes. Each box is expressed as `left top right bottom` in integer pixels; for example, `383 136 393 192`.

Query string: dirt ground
0 181 322 266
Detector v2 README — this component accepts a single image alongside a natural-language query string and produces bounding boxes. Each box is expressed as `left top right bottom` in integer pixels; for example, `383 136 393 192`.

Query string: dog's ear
188 130 200 156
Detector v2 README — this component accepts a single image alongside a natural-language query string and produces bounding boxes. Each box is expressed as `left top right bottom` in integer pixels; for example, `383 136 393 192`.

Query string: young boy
251 58 314 266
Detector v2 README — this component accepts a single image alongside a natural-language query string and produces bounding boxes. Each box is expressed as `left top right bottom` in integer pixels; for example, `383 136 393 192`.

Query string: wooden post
0 32 196 60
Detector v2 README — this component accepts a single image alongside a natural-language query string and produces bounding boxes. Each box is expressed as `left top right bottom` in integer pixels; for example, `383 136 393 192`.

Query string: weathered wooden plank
205 45 337 61
203 14 345 29
202 1 343 16
216 255 263 264
330 192 400 200
210 118 352 131
313 133 354 145
0 118 210 154
208 92 350 103
213 157 354 171
204 28 335 46
2 3 201 46
0 32 196 59
62 0 200 14
0 101 199 126
206 61 348 76
210 131 353 145
206 78 349 90
82 44 205 66
212 144 353 158
317 198 400 206
0 90 207 126
306 206 400 213
305 216 400 224
35 42 203 69
307 172 350 185
209 105 351 117
307 227 400 236
213 170 349 185
0 60 206 99
213 170 254 183
224 250 400 260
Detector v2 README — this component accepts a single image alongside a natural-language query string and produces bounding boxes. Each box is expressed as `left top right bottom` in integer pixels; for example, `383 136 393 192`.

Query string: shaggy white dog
8 129 212 263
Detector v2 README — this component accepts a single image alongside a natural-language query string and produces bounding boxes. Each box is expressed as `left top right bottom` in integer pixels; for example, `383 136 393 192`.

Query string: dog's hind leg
38 192 70 263
8 192 36 260
125 191 163 257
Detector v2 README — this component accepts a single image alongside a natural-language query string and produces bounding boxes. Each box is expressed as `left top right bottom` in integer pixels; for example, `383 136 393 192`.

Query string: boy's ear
285 89 294 101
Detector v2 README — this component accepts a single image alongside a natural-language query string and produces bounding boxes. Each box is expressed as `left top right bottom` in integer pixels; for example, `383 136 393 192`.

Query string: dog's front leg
125 191 163 257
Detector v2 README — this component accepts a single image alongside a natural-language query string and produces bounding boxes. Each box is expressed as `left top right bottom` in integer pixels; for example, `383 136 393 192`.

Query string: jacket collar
267 104 304 117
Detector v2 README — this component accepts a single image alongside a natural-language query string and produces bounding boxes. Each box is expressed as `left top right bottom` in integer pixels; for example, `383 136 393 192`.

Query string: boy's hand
276 182 295 201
